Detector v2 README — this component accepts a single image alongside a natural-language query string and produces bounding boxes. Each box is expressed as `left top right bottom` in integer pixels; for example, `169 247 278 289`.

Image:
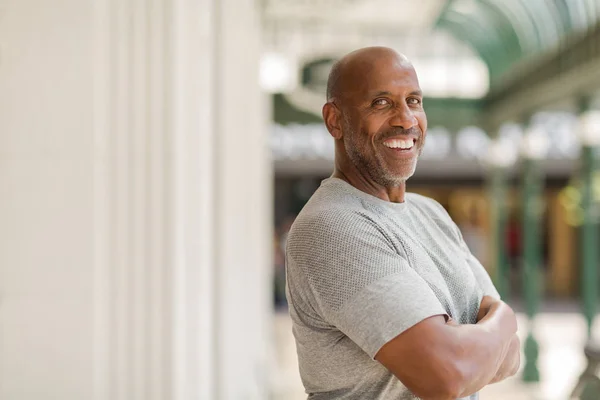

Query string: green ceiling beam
437 2 522 81
436 17 497 66
519 0 561 48
554 0 574 33
479 0 533 53
477 1 524 62
435 0 594 83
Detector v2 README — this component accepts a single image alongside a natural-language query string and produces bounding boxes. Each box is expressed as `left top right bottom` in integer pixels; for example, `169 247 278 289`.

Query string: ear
322 102 343 140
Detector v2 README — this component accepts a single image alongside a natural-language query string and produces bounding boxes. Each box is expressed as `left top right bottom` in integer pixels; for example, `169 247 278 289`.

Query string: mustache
379 127 422 141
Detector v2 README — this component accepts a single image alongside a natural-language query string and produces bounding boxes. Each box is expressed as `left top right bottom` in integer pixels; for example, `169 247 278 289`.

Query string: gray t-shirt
285 178 500 400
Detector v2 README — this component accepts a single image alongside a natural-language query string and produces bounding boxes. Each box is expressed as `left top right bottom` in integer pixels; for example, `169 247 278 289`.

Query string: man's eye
407 97 422 105
372 99 390 106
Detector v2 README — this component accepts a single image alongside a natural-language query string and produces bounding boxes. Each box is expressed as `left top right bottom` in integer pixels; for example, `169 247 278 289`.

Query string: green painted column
578 103 600 340
521 155 545 383
491 168 510 300
574 107 600 399
487 133 519 300
580 144 599 339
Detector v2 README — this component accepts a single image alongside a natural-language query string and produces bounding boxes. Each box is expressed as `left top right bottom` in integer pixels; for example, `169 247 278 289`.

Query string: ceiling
437 0 600 83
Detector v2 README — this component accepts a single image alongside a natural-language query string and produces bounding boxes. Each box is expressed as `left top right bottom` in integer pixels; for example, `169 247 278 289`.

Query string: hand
476 295 497 322
490 334 521 383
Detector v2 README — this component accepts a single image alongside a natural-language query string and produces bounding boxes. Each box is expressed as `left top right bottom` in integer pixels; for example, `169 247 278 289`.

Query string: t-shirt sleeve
286 210 448 359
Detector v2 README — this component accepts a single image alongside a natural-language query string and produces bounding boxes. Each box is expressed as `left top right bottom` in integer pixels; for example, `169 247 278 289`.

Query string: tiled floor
271 309 599 400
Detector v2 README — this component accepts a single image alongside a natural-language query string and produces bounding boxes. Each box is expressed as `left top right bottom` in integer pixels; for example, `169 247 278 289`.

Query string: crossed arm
477 296 521 385
375 296 520 400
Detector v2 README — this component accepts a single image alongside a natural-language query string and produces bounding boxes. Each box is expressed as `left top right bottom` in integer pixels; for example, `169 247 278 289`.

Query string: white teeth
384 139 413 149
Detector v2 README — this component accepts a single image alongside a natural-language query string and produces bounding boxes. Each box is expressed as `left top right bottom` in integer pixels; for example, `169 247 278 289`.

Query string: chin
387 168 416 183
377 173 411 187
372 159 418 187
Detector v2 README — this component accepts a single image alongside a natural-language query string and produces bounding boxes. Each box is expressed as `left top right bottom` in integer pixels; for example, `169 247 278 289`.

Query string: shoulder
289 180 382 239
286 184 396 261
288 196 379 247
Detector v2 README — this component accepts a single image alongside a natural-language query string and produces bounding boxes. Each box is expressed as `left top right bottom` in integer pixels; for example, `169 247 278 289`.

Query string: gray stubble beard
343 122 421 188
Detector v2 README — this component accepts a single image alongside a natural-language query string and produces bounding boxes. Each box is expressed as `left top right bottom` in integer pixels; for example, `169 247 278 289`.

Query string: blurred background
2 0 600 399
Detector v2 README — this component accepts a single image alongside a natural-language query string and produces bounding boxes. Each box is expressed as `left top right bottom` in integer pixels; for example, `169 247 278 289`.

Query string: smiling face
327 49 428 188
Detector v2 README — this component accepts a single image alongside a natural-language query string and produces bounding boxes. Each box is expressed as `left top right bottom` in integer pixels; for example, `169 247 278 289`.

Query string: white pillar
0 0 272 399
0 1 96 399
211 0 273 397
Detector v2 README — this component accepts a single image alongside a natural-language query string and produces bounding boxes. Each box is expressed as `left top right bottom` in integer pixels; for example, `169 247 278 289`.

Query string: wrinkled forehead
343 56 420 102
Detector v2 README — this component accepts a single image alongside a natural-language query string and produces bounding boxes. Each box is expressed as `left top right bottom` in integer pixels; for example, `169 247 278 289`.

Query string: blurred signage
271 117 581 162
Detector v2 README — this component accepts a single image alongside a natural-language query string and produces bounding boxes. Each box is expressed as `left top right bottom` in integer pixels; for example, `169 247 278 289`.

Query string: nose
389 104 418 130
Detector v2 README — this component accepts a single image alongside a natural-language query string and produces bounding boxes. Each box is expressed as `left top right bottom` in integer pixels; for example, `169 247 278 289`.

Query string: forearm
376 301 517 399
450 301 517 397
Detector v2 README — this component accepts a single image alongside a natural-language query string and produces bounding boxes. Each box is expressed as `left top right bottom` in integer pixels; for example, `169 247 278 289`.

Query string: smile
383 138 416 150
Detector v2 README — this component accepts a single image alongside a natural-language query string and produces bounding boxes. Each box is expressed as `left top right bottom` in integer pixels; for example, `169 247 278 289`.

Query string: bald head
326 47 413 103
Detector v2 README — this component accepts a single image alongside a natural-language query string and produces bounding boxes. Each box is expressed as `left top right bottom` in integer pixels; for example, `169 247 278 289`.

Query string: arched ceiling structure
436 0 600 85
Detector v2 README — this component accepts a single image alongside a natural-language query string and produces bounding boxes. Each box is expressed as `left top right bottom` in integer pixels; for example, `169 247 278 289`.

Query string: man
285 47 520 399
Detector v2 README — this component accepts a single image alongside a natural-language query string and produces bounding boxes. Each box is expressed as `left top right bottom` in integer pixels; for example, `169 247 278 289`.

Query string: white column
212 0 273 398
0 1 95 399
0 0 272 399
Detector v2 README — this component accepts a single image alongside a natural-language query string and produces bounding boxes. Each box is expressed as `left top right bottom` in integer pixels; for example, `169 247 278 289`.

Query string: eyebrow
370 89 423 97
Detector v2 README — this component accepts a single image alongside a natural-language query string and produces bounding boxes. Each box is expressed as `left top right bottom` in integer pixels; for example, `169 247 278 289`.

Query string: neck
332 156 406 203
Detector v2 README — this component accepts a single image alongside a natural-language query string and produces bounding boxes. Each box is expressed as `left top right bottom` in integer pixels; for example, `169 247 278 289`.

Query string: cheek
365 120 387 142
357 123 376 142
417 114 427 133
